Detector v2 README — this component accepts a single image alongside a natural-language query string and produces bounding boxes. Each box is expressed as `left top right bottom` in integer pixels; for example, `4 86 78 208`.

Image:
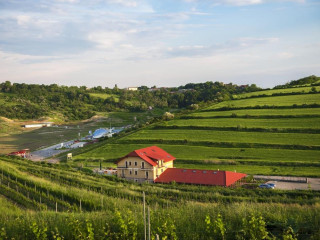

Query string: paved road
254 175 320 191
29 140 86 161
266 178 320 191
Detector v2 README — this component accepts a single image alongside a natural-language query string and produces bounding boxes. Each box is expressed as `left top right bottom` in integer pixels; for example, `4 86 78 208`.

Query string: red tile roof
154 168 246 187
117 146 175 167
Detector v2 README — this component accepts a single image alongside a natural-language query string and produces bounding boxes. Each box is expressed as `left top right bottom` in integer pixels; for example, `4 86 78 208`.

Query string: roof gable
117 146 175 166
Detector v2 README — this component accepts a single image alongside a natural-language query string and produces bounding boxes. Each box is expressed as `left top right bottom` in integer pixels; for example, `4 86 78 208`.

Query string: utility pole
148 206 151 240
143 191 146 240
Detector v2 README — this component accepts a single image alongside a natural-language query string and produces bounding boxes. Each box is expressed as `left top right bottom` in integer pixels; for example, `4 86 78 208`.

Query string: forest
0 80 261 120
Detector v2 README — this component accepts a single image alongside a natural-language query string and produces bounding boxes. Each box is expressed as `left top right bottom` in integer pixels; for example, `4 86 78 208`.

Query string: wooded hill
0 80 261 120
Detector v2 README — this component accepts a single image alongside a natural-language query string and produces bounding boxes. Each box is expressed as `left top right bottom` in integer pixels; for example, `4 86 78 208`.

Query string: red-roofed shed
154 168 246 187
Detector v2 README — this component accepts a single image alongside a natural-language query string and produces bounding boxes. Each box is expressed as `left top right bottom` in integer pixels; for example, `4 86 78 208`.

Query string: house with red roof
116 146 246 186
116 146 175 183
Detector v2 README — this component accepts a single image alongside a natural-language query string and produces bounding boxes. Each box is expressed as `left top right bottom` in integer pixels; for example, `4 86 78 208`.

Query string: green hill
74 87 320 177
0 156 319 239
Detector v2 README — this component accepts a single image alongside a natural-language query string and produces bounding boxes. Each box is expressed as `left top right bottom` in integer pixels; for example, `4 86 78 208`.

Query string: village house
116 146 247 186
116 146 175 183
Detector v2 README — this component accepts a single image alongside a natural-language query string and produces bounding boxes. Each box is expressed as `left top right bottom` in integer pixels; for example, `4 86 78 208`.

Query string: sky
0 0 319 88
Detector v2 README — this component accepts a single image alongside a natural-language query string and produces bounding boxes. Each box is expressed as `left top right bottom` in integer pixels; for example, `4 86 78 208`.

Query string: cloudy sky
0 0 319 88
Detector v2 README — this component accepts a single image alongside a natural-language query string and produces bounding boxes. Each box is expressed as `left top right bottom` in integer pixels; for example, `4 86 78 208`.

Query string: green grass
0 195 22 214
232 86 320 99
206 93 320 110
89 93 120 102
189 108 320 117
166 117 320 129
0 156 320 240
175 162 320 177
122 129 320 146
74 143 320 163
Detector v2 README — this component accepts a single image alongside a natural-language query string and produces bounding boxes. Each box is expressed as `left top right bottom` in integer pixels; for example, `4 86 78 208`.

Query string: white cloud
88 31 125 49
16 15 32 26
278 52 294 59
184 0 305 6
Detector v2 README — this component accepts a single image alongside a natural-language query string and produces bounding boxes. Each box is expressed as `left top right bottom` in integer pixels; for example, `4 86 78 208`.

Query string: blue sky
0 0 319 88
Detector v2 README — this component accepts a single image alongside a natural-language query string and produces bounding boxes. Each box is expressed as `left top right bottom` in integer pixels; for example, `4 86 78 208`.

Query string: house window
129 162 132 166
161 169 163 173
146 171 149 179
135 161 137 166
135 170 138 175
125 161 128 168
129 170 132 175
141 162 145 169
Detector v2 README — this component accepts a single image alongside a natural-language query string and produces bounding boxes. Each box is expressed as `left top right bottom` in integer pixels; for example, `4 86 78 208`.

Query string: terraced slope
75 89 320 177
0 156 319 239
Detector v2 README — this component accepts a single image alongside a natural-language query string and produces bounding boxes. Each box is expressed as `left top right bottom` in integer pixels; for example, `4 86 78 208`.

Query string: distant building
116 146 247 186
127 87 138 91
8 149 30 158
23 122 52 128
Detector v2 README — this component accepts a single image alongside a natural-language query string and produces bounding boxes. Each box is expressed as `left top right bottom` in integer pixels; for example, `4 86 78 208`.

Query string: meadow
205 93 320 110
0 156 319 239
165 117 320 129
89 93 120 102
188 107 320 117
232 86 320 99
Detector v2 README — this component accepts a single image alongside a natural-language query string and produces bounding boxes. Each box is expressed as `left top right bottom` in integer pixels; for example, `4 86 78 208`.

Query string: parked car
267 183 276 188
259 184 274 189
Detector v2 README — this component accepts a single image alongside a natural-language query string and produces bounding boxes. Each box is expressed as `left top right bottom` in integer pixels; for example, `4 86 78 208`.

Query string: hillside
73 86 320 177
0 156 319 239
0 80 260 121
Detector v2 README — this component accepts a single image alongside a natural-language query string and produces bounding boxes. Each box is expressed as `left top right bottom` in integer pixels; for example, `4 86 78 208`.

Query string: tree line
0 80 260 120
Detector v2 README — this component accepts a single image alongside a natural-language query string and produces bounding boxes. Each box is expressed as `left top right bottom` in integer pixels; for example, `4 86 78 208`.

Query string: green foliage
0 227 7 240
205 213 226 240
156 214 177 240
51 227 64 240
29 222 48 240
238 214 269 240
282 227 298 240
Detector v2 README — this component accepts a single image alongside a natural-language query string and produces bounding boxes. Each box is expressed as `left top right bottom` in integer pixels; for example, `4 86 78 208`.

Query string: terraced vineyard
0 156 319 239
74 88 320 177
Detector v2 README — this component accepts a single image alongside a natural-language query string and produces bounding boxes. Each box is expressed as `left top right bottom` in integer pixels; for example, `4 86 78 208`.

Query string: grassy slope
89 93 120 102
206 93 320 109
233 86 320 99
0 157 319 239
74 89 320 177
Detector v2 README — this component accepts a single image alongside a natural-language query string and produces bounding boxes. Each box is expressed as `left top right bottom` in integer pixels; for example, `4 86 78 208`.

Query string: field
206 93 320 110
89 93 120 102
0 156 319 239
73 90 320 177
232 86 320 99
0 109 165 154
